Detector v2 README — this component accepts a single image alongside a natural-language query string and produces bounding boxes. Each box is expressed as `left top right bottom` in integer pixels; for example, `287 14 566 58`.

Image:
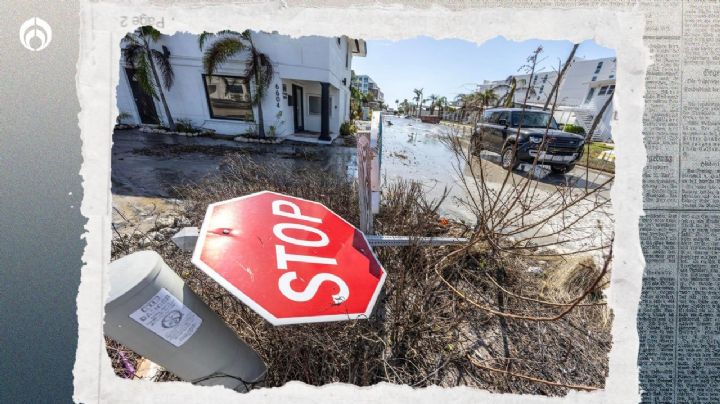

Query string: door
488 111 510 152
479 111 506 153
291 84 304 132
125 67 160 125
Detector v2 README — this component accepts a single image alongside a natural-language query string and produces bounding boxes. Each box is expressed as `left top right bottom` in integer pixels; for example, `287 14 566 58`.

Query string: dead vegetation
109 151 612 395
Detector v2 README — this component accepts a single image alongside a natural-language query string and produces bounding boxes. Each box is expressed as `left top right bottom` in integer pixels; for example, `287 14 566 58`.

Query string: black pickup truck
470 108 585 174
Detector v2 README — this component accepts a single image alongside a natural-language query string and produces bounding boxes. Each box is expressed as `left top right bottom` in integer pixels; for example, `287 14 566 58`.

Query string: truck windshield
510 111 558 129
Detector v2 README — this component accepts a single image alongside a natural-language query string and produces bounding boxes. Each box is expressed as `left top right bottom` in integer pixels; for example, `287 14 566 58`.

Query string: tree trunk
543 43 578 111
145 48 176 131
253 55 266 138
584 93 614 142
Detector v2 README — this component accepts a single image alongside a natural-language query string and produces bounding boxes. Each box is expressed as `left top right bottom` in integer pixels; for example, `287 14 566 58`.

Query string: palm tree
350 86 363 119
395 99 399 111
122 26 176 130
476 90 497 111
494 76 518 107
400 98 410 115
413 88 424 118
435 96 448 117
428 94 439 115
199 30 275 137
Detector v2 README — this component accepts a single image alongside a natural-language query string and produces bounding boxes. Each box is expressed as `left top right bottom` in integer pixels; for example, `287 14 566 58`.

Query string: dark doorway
125 67 160 125
292 84 304 132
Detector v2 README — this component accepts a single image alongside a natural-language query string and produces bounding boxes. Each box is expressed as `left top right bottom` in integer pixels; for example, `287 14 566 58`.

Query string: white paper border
75 2 649 403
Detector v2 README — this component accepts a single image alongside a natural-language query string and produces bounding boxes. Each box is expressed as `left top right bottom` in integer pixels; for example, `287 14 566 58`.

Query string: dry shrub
541 257 607 302
109 155 612 395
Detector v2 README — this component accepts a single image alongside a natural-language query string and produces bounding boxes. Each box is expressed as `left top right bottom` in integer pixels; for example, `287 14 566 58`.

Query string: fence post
357 127 373 234
369 112 382 216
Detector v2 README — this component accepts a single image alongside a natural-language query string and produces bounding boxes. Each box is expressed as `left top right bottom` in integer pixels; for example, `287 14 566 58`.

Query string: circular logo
19 17 52 52
161 310 183 328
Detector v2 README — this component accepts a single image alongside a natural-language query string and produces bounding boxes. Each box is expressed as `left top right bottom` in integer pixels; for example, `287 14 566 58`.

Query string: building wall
117 31 356 136
557 57 616 106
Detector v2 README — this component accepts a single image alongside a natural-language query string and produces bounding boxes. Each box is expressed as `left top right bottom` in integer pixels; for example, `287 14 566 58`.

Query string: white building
352 74 384 103
117 31 367 143
477 57 617 140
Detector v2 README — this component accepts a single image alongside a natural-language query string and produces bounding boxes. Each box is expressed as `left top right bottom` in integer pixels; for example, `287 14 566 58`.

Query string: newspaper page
637 1 720 403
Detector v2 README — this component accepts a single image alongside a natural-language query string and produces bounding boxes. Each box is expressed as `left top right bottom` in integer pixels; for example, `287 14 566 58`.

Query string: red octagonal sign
191 191 386 325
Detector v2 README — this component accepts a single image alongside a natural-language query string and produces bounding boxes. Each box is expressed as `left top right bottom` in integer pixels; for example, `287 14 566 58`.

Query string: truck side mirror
498 119 508 127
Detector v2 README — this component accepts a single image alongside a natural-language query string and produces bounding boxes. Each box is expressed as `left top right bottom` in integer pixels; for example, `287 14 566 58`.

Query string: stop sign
191 191 386 326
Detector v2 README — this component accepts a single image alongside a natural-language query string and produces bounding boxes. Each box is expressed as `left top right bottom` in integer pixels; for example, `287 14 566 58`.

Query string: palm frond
136 53 157 99
198 31 214 49
121 33 140 46
151 47 174 90
256 51 275 82
139 26 161 42
122 43 144 66
240 30 252 42
202 37 246 75
244 48 275 105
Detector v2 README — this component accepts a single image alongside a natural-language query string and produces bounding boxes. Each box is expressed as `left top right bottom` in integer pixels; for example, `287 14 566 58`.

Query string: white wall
558 57 616 105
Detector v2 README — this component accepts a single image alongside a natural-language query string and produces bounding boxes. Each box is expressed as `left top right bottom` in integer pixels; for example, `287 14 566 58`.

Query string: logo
161 310 183 328
19 17 52 52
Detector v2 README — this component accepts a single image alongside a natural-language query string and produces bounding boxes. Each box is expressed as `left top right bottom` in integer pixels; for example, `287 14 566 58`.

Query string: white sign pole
104 251 267 391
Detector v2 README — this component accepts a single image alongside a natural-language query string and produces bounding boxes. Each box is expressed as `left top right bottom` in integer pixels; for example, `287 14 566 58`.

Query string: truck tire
501 144 519 170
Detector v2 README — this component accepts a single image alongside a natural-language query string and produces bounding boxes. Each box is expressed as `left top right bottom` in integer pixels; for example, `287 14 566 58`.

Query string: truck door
488 111 509 153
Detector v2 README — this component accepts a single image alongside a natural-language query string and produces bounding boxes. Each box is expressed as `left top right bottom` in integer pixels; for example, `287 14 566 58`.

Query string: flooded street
381 117 613 223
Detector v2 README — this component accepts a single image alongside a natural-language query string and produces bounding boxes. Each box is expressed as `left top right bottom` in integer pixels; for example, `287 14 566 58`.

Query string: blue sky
351 37 615 106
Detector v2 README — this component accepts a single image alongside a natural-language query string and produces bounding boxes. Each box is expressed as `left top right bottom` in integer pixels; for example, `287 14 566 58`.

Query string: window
595 61 603 74
539 85 544 93
510 111 559 129
497 111 510 124
598 86 608 96
482 111 493 122
584 88 595 103
607 85 615 95
308 96 333 115
203 75 253 121
591 76 597 81
309 96 321 115
488 112 502 124
337 37 341 46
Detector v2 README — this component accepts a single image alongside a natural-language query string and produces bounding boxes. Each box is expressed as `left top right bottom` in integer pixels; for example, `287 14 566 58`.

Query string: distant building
118 31 367 143
352 74 384 103
477 57 616 141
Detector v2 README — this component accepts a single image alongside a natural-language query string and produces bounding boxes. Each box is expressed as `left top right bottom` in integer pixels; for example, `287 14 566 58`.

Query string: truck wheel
550 164 575 174
501 145 519 170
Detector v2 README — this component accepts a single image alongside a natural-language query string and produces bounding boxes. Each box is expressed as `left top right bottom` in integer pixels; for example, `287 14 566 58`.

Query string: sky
351 37 616 106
